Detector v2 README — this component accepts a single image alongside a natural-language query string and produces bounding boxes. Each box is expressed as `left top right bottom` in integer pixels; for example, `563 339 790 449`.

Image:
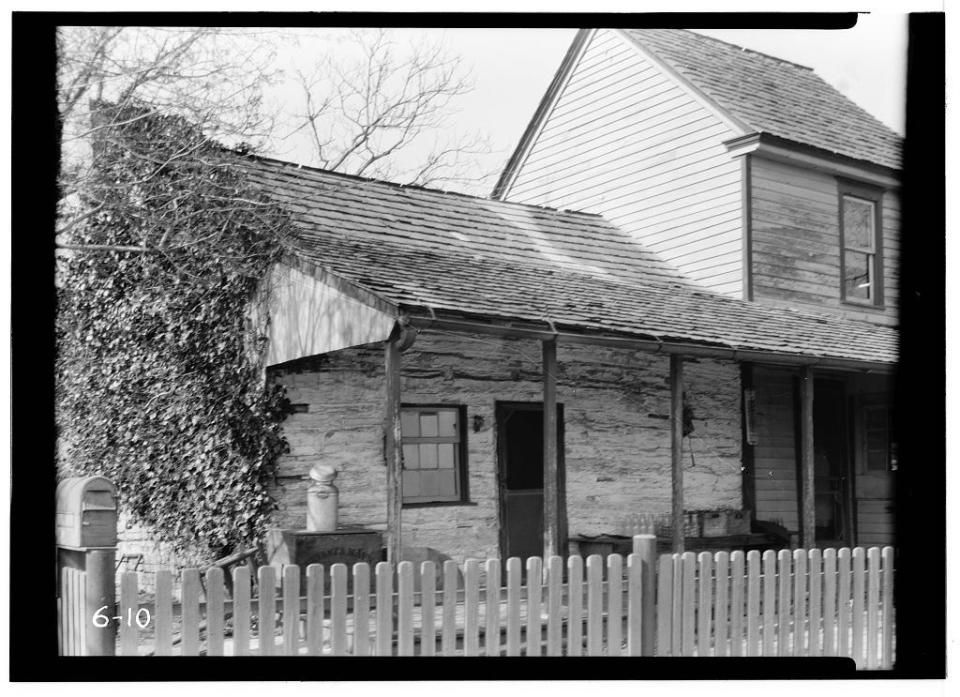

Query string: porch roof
244 155 897 368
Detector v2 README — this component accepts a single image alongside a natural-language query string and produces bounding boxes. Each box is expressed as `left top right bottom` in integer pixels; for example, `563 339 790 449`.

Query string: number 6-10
92 605 150 629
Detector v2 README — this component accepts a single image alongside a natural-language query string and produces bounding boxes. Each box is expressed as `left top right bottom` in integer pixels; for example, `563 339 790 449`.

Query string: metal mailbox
56 476 118 550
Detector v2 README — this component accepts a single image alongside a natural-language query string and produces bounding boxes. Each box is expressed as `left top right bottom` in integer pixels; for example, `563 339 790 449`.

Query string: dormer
494 28 903 326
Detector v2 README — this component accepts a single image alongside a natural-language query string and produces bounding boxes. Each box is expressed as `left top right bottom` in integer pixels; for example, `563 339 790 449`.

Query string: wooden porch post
799 365 816 549
542 337 559 560
670 354 685 553
384 334 404 564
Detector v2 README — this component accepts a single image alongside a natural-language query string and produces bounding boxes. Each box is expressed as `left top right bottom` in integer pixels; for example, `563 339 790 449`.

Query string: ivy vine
56 104 292 561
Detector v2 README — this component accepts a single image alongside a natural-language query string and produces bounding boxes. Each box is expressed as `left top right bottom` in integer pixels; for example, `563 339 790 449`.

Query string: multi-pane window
400 406 466 504
840 185 883 305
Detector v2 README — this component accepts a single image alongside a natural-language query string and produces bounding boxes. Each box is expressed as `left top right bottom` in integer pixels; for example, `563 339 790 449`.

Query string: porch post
670 354 685 553
384 329 408 564
542 337 560 559
799 365 816 548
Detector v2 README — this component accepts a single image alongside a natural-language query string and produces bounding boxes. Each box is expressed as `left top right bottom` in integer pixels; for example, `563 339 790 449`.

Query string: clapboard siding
504 28 744 298
857 500 895 546
750 156 900 324
751 367 799 531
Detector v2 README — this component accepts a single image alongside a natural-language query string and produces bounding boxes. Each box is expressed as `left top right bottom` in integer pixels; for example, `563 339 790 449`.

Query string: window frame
399 403 469 507
838 179 885 307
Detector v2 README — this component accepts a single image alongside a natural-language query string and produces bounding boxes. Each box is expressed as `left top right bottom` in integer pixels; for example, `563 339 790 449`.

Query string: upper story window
839 181 884 306
400 405 468 505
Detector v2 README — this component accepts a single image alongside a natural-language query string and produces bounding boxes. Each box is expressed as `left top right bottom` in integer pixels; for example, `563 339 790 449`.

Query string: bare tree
56 26 280 242
56 27 498 253
284 29 495 190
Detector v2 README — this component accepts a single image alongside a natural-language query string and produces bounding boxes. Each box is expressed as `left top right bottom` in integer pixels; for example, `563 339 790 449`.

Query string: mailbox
56 476 118 550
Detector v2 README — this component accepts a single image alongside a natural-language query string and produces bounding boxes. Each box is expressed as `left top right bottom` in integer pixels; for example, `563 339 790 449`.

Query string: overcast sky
262 16 908 194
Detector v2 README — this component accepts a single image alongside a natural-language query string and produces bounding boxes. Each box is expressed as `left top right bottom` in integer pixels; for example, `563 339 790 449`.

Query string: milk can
306 464 339 532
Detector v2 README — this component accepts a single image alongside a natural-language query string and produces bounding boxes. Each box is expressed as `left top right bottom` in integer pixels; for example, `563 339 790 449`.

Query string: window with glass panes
839 183 883 305
400 406 466 504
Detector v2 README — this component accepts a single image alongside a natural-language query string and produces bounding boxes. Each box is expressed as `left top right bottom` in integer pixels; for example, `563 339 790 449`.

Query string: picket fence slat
526 556 542 656
715 551 729 658
671 554 683 656
730 551 745 657
463 559 480 656
375 562 392 656
762 550 776 656
586 555 603 656
681 553 696 656
485 558 501 657
808 549 823 657
353 563 370 656
567 555 584 657
793 550 806 657
852 548 866 668
282 565 300 656
331 564 349 656
654 554 672 656
182 568 201 656
697 552 712 657
746 551 761 656
421 561 436 657
823 549 837 656
119 571 138 656
257 566 275 656
607 554 623 657
881 547 895 670
546 556 563 656
880 547 893 670
306 564 324 656
506 558 522 656
777 550 792 656
867 548 881 670
232 567 250 656
442 560 458 655
397 562 414 657
837 548 852 658
206 568 225 657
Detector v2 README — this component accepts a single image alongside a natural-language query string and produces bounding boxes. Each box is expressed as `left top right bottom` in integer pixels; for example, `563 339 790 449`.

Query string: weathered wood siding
270 331 742 562
750 155 900 325
751 366 799 531
503 28 745 298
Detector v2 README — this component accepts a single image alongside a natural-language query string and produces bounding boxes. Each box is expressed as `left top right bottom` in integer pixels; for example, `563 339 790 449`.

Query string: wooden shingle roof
623 29 903 170
243 155 897 366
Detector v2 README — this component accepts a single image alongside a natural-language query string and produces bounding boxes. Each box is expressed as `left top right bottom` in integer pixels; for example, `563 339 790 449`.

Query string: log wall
270 331 743 562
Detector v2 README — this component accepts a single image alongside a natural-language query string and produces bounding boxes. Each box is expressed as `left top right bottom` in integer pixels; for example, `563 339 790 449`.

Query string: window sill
841 299 886 311
402 500 477 510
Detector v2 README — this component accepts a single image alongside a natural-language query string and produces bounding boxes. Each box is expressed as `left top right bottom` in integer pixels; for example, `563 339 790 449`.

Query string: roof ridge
239 152 607 220
680 29 814 72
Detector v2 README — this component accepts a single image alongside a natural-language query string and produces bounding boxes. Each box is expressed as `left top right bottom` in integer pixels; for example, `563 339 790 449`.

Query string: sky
260 16 909 195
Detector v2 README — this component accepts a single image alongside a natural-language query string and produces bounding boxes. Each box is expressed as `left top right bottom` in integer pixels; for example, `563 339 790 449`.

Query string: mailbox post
56 476 118 656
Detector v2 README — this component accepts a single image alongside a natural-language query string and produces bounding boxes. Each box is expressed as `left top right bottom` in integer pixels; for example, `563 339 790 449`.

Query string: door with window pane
496 402 564 564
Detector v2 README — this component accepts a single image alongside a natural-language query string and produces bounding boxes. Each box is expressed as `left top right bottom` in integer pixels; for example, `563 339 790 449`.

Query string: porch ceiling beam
670 354 685 554
799 366 816 549
403 315 895 374
542 337 560 560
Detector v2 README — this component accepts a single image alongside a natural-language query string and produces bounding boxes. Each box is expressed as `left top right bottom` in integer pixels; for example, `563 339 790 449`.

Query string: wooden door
496 402 564 563
813 380 852 546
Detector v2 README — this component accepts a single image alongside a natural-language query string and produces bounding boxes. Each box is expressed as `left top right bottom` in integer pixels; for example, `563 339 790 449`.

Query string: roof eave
403 307 897 374
724 132 902 188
